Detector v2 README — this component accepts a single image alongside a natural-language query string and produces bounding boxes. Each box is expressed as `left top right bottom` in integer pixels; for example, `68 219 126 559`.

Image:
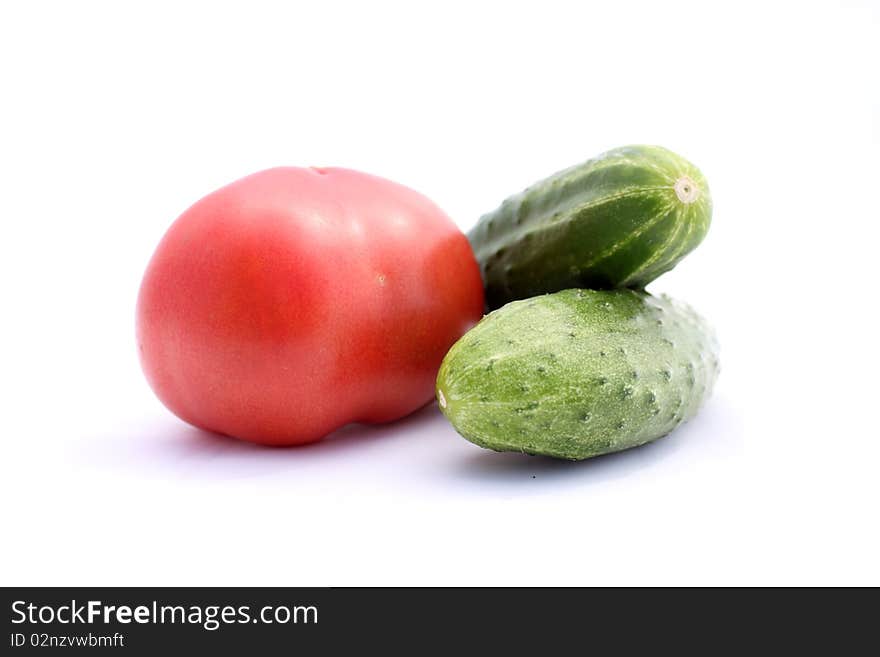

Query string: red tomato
137 167 484 445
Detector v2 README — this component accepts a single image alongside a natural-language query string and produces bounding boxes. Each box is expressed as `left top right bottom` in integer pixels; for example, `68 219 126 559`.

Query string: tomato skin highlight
136 167 484 445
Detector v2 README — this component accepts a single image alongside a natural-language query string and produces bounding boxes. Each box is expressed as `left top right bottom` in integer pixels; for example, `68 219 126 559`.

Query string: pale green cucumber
436 289 719 460
469 145 712 309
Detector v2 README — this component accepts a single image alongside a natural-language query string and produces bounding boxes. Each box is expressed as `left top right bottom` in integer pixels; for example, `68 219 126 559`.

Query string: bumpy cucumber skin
469 145 712 310
436 289 719 460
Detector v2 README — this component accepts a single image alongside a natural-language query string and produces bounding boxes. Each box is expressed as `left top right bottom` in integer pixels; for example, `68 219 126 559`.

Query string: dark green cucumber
436 289 719 460
469 145 712 309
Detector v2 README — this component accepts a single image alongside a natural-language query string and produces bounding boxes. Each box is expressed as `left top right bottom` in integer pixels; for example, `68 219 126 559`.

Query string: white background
1 0 878 586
